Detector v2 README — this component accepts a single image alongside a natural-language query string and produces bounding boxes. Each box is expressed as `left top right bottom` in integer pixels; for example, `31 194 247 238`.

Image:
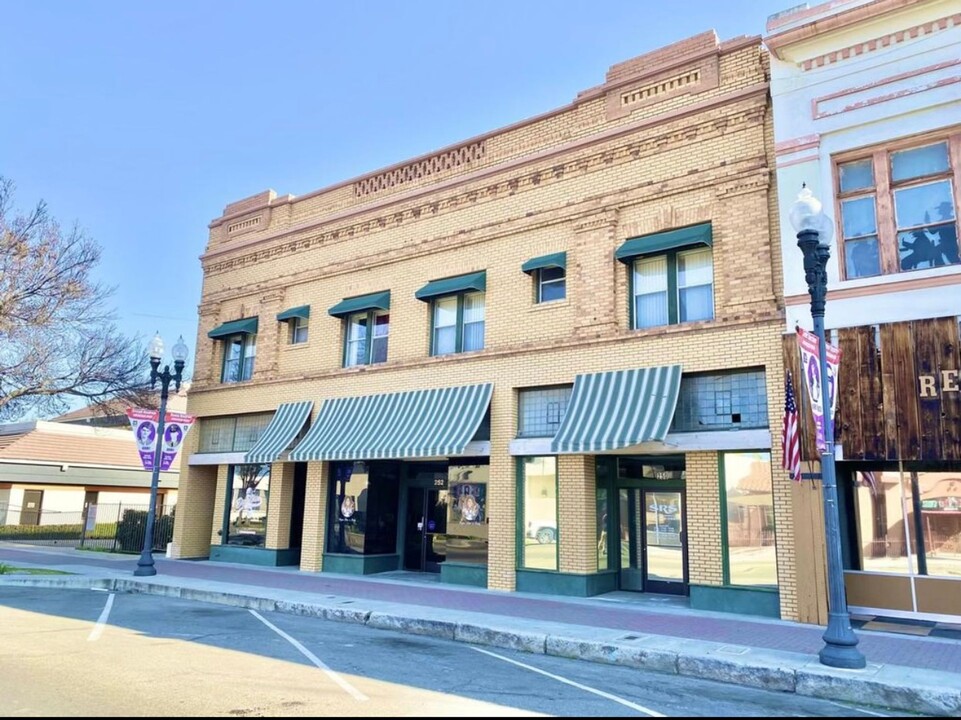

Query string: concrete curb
3 575 960 716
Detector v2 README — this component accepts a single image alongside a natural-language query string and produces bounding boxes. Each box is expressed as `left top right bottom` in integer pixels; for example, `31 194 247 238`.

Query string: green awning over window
207 317 259 339
415 271 486 301
327 291 391 318
289 383 492 461
244 401 313 464
615 223 713 263
276 306 310 322
521 252 567 275
551 365 682 453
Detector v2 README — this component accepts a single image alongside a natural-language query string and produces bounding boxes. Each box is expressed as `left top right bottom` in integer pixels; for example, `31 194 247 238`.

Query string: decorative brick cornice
202 91 769 278
200 154 768 306
573 209 618 234
201 83 768 265
714 168 771 199
799 12 961 71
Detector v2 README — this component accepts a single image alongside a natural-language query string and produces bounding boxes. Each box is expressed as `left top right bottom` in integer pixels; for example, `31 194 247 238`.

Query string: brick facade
176 31 804 620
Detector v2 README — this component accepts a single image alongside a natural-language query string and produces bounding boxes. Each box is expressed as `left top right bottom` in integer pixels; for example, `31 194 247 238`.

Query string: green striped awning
551 366 682 454
415 271 486 301
289 383 492 461
208 317 259 339
244 401 313 464
327 291 391 318
521 252 566 275
276 306 310 322
615 223 712 263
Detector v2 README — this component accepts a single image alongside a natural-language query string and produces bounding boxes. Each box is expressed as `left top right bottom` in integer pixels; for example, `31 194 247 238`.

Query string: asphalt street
0 587 913 717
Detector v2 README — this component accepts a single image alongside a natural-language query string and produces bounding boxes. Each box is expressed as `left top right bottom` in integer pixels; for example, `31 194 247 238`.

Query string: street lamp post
790 185 866 670
134 333 189 577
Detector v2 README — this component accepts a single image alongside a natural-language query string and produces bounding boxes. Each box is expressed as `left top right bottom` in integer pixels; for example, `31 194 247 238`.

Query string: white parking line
469 646 667 717
87 593 115 642
828 700 889 717
249 610 368 702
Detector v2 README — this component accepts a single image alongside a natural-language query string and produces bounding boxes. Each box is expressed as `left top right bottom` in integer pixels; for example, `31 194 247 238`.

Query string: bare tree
0 177 153 421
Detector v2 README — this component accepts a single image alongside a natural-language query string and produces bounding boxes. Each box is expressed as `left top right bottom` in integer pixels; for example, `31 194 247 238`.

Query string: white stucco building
767 0 961 623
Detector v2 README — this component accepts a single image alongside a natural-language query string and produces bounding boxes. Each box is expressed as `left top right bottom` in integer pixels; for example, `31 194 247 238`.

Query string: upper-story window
521 252 567 303
277 306 310 345
837 135 960 280
207 317 258 384
222 334 257 382
616 223 715 330
328 291 391 368
289 317 308 344
415 271 486 357
344 310 390 367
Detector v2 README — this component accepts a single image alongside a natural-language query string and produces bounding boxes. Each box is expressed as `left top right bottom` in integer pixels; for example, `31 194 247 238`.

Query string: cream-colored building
174 30 810 620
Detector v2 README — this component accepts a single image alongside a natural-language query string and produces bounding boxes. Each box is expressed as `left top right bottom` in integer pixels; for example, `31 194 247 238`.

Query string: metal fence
0 502 175 553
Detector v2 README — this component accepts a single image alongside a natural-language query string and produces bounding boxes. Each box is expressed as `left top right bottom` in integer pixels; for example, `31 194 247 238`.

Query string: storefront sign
921 496 961 512
918 370 960 398
796 328 841 452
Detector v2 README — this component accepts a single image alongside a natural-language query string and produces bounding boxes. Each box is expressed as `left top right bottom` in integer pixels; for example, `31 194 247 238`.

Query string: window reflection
521 457 557 571
855 470 961 578
723 452 777 587
225 464 270 547
445 464 489 565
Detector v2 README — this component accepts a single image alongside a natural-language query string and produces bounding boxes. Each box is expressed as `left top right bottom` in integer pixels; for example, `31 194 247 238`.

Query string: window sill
629 317 715 335
836 262 961 289
529 298 570 312
283 342 310 351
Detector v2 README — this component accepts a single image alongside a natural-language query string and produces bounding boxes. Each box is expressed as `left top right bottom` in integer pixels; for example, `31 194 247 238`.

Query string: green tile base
322 554 400 575
690 584 781 618
516 570 618 597
209 545 301 566
440 562 488 587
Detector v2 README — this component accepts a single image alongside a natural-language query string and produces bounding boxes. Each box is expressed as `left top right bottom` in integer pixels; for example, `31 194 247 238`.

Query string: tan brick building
173 30 808 620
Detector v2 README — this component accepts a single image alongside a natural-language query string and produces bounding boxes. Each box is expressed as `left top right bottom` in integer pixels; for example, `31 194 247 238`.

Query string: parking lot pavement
0 587 913 717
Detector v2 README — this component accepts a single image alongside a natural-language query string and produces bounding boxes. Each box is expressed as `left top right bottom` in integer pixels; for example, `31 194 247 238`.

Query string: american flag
782 372 802 482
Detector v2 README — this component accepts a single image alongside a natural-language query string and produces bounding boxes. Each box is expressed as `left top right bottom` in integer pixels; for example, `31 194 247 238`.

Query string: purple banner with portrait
126 408 196 471
796 328 842 452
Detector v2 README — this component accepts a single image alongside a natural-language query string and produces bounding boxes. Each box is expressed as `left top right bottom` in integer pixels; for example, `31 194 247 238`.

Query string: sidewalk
2 544 959 716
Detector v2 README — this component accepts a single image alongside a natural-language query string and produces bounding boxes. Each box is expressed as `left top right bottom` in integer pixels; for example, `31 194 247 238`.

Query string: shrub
0 523 82 540
115 509 175 553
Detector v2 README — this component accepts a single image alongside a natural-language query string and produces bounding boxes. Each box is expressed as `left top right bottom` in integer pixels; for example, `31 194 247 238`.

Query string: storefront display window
326 461 399 555
224 464 270 547
597 487 609 571
721 452 777 587
445 464 489 565
520 456 558 571
854 470 961 578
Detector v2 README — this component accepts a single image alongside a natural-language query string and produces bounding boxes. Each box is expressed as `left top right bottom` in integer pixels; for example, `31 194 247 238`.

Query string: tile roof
0 422 180 472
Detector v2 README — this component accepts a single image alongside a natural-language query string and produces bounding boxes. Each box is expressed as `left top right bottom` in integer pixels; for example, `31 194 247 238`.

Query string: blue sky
1 1 790 375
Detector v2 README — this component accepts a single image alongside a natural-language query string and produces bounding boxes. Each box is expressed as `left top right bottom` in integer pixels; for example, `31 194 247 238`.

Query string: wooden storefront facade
783 316 961 621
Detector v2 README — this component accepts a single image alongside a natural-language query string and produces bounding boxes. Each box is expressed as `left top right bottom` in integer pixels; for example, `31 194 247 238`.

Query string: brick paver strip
2 546 958 674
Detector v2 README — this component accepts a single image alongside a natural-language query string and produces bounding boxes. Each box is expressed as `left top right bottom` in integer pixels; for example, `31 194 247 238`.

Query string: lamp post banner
796 328 841 452
126 408 196 471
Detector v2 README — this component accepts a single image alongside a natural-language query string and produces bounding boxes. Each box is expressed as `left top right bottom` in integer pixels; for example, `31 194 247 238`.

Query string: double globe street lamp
134 332 189 577
790 185 866 670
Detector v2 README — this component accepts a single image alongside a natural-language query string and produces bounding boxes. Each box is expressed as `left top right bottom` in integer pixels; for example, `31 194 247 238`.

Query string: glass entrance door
618 489 644 591
643 490 686 594
404 487 448 572
616 487 688 595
